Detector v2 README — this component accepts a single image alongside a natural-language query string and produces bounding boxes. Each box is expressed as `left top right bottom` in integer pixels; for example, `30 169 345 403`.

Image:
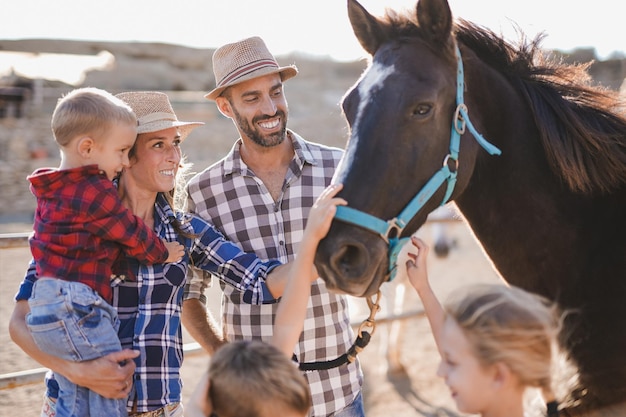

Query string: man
183 36 364 416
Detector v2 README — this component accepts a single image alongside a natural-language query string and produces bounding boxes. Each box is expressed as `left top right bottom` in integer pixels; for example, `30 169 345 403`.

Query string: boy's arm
85 181 173 264
406 236 447 358
271 184 345 357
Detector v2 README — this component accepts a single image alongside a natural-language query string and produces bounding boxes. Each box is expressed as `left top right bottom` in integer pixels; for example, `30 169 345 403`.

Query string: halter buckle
443 153 459 174
454 103 468 134
381 218 406 243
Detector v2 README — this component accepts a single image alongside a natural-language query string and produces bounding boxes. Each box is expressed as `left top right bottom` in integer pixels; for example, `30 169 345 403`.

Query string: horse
314 0 626 414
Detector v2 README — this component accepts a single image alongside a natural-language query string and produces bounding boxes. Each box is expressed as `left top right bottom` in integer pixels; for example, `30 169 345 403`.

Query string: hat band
138 112 178 125
217 59 279 88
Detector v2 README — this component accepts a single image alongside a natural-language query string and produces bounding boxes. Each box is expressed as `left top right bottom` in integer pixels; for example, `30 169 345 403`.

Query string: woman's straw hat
204 36 298 101
115 91 204 141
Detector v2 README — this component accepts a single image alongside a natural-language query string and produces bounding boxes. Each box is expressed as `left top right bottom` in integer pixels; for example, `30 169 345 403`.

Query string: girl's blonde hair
208 340 311 417
445 284 561 411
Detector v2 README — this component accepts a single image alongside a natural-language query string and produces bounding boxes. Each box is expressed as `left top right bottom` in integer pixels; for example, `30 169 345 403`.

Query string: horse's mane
380 10 626 194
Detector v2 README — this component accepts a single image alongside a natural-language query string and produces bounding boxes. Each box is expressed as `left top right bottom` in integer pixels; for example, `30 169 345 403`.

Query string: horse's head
315 0 493 296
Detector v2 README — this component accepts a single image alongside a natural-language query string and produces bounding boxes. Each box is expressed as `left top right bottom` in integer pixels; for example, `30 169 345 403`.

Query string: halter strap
334 44 501 281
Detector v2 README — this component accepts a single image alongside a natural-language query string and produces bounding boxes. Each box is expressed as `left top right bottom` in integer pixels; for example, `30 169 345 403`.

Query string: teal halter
334 45 502 281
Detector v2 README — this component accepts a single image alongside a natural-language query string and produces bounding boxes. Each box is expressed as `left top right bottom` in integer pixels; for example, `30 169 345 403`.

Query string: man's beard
233 108 287 148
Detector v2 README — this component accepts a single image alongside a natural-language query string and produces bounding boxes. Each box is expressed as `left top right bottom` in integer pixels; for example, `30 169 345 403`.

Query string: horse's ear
348 0 387 56
416 0 453 44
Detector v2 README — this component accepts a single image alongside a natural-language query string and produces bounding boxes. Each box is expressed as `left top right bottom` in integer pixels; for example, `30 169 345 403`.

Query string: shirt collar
223 130 318 177
154 193 178 228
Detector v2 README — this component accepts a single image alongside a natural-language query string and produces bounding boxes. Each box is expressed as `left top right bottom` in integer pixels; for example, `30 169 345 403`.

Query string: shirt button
279 240 285 246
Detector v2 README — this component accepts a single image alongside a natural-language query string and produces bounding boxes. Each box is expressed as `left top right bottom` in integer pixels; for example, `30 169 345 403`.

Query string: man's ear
215 97 233 118
77 136 95 158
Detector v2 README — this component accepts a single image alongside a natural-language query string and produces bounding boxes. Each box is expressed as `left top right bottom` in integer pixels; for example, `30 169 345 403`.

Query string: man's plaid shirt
185 131 363 416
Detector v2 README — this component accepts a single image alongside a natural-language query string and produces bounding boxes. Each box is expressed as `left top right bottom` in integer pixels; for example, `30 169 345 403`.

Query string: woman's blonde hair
208 340 311 417
445 284 561 408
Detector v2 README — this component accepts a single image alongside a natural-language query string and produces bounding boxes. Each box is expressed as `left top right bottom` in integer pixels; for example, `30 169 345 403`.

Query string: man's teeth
259 119 279 129
160 170 175 176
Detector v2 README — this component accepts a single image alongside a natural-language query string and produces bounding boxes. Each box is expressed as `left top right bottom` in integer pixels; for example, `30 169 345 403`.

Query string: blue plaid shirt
15 193 281 413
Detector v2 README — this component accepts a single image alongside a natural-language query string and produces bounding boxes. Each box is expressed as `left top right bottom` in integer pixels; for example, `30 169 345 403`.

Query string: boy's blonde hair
208 340 311 417
445 283 561 403
51 87 136 147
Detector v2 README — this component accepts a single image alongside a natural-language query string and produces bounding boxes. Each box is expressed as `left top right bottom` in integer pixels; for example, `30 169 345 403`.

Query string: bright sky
0 0 622 83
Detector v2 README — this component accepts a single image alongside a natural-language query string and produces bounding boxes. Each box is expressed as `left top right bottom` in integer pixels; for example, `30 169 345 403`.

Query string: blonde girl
406 236 560 417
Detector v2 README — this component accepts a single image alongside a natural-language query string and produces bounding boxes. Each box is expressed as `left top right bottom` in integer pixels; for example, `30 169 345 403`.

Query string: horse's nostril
331 244 367 277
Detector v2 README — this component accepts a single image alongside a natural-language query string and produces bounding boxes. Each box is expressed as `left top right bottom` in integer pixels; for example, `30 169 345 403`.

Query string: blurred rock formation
0 39 624 219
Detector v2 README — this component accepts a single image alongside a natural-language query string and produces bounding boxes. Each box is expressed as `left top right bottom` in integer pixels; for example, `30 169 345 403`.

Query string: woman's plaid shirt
185 131 363 417
16 194 282 413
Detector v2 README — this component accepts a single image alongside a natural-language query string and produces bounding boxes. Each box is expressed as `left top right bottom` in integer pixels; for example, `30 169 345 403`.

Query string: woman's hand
68 350 139 398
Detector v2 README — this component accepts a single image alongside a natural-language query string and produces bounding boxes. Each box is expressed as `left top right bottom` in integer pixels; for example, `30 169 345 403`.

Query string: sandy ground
0 220 504 417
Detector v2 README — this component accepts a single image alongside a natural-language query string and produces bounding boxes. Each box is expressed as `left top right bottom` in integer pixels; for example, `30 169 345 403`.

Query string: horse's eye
411 104 431 117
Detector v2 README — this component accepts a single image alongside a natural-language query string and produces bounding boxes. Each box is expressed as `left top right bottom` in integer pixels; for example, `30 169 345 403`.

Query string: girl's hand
406 236 430 292
305 184 346 242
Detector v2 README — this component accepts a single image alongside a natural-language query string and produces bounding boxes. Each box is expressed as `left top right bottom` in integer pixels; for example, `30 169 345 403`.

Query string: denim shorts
27 278 126 417
27 278 121 361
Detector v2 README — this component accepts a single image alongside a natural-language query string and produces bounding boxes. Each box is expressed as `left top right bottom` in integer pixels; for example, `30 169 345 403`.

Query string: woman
9 91 286 417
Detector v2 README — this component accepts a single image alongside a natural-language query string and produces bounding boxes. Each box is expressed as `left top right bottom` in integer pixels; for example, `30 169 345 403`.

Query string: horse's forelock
376 5 456 64
380 7 417 34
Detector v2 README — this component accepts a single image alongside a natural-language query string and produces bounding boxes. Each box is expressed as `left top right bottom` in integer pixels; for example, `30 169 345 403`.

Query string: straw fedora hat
115 91 204 141
205 36 298 101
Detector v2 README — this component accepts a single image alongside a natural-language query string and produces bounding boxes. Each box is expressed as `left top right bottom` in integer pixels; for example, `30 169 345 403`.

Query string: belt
129 402 180 417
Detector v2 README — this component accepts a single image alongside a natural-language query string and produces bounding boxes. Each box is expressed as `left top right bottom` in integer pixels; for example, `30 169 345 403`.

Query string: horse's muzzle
315 229 389 297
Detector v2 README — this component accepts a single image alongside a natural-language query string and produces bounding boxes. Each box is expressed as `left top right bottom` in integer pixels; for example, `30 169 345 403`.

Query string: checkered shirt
185 131 363 416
